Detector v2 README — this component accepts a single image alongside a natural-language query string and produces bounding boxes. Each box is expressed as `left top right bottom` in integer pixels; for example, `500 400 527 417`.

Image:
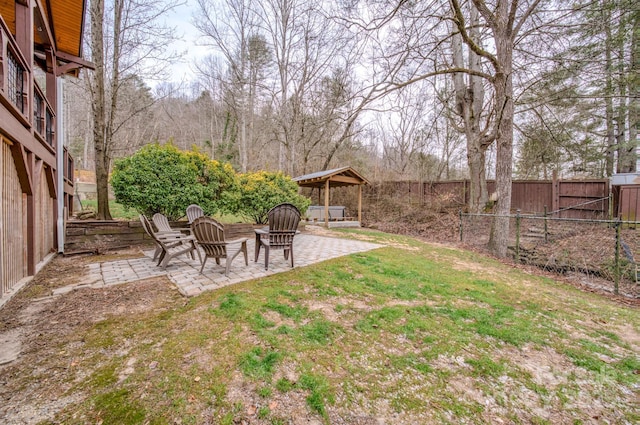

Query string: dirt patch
0 249 183 424
0 329 22 365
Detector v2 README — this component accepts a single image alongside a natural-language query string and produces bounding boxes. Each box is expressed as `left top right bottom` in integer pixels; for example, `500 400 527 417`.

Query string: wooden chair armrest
226 238 249 245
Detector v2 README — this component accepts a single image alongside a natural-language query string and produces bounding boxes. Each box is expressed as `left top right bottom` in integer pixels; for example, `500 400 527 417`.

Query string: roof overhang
0 0 93 75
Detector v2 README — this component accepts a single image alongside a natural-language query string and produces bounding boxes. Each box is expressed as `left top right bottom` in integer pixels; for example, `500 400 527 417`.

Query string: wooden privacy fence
365 179 610 218
617 185 640 223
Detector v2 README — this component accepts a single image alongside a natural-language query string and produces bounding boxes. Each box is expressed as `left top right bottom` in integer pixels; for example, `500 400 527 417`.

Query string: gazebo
293 167 369 227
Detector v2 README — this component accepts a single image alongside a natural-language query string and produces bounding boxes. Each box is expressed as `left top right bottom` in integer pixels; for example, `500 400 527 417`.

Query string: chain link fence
460 211 640 298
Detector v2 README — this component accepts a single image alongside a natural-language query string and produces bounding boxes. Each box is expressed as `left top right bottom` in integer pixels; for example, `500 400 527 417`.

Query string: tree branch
450 0 500 70
513 0 545 38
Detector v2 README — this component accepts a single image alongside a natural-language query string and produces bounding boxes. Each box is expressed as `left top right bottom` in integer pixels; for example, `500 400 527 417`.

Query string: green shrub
110 143 236 220
227 171 310 224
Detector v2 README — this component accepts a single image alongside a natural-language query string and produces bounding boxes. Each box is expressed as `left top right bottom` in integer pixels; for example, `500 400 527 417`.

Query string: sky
160 0 209 87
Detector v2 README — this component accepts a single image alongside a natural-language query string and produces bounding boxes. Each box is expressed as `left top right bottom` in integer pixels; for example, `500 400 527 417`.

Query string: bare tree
190 58 231 159
89 0 109 218
630 7 639 166
257 0 353 175
377 84 434 177
338 0 545 256
194 0 264 172
193 0 373 176
64 77 93 170
452 0 546 257
87 0 180 219
450 4 493 212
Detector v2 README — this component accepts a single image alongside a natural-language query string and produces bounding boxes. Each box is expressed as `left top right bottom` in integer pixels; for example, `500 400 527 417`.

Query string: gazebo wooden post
324 179 330 227
358 184 362 223
293 167 369 228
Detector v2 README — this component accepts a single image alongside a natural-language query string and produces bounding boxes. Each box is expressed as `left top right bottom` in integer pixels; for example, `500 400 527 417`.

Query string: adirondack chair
140 215 200 268
140 214 179 261
186 204 205 224
190 216 248 275
254 203 301 270
152 212 189 235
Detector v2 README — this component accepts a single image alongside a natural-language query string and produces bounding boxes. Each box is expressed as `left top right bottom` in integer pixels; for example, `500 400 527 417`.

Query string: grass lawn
5 230 639 424
80 200 140 220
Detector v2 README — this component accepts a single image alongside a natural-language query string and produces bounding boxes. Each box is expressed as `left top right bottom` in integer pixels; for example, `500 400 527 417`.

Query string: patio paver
63 232 383 297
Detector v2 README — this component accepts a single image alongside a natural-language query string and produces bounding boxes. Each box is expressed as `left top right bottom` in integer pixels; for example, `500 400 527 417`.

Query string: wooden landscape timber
63 220 282 255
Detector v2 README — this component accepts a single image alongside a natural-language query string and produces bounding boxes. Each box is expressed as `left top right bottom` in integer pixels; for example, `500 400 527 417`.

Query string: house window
7 50 26 114
46 109 55 146
34 90 44 134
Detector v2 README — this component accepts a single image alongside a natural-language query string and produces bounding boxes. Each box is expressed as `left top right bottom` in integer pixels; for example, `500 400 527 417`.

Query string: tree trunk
616 7 634 173
480 0 517 258
467 145 487 211
488 33 514 258
451 6 489 213
239 47 248 173
629 7 639 171
83 107 91 169
90 0 112 220
603 1 617 176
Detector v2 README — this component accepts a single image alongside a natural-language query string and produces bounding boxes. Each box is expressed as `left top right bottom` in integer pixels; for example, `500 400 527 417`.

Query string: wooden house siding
1 1 87 302
1 138 26 297
35 168 55 262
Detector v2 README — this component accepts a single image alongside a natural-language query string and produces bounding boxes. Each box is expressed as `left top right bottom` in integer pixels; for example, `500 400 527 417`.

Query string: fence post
459 209 463 242
515 209 521 262
608 192 613 221
544 205 548 243
614 218 621 295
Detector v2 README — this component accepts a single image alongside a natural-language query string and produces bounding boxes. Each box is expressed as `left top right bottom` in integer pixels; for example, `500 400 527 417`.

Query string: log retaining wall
64 220 264 255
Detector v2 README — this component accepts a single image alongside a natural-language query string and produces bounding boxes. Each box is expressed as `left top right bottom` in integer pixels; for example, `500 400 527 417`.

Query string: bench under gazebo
293 167 369 228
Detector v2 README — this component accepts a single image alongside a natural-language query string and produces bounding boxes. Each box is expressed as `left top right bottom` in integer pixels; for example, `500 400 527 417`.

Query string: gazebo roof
293 167 369 188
